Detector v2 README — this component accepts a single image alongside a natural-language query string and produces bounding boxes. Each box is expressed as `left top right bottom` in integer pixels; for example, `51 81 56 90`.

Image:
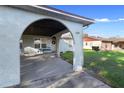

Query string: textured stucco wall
59 39 73 52
21 35 55 52
0 6 84 87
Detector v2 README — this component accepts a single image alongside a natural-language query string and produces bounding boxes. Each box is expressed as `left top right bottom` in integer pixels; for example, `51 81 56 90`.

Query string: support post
56 36 61 57
72 31 83 72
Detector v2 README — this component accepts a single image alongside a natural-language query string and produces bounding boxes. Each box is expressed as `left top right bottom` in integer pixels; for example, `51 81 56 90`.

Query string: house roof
84 37 100 41
9 5 95 26
84 35 124 43
100 38 113 42
109 38 124 43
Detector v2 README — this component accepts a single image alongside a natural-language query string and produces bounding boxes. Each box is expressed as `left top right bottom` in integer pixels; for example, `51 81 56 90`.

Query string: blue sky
50 5 124 37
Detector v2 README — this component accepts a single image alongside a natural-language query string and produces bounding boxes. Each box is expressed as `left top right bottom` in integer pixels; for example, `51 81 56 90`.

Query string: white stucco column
56 36 61 57
53 30 68 57
72 29 83 72
55 23 84 72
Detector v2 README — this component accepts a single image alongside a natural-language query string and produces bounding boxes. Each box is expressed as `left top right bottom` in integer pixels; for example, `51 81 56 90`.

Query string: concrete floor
19 53 110 88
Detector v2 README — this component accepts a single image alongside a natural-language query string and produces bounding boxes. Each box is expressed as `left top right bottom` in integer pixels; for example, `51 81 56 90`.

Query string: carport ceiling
23 19 67 36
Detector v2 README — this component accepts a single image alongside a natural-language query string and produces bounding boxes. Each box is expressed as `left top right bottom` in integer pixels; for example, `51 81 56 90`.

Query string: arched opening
19 19 74 87
59 32 74 64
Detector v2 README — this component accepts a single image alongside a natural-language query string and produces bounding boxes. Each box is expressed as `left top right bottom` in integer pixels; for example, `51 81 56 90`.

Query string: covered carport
0 5 94 87
20 19 70 55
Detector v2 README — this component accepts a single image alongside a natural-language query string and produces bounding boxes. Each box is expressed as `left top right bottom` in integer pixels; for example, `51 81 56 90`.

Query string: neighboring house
83 36 124 51
59 34 103 52
60 33 124 51
111 38 124 50
100 38 113 51
83 36 101 50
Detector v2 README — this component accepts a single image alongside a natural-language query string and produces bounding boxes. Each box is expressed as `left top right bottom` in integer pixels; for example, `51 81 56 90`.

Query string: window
86 42 88 46
114 44 118 47
34 38 41 49
41 44 47 48
34 44 40 48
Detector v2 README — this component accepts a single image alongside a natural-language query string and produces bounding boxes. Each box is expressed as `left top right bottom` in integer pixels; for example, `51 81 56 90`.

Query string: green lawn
60 50 124 88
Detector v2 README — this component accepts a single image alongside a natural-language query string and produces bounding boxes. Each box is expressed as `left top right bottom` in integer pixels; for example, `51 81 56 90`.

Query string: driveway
19 53 110 88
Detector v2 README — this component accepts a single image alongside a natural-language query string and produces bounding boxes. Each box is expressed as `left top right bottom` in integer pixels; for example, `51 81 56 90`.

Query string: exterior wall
112 45 121 50
101 42 113 51
59 38 73 52
58 32 73 53
118 42 124 49
83 41 102 49
21 35 55 53
112 42 124 50
0 6 84 87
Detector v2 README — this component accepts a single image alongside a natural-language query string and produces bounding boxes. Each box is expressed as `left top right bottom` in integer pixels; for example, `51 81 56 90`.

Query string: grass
60 51 73 64
60 50 124 88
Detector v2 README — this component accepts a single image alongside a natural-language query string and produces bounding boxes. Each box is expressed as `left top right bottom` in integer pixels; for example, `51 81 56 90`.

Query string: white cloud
95 18 124 23
118 18 124 21
95 18 111 22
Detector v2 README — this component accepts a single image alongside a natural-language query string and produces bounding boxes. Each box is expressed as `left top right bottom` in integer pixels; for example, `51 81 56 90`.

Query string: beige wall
112 42 124 50
101 42 112 51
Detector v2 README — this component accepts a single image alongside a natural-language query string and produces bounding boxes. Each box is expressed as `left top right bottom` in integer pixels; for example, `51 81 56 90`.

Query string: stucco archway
19 18 76 86
19 18 75 58
0 6 86 87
